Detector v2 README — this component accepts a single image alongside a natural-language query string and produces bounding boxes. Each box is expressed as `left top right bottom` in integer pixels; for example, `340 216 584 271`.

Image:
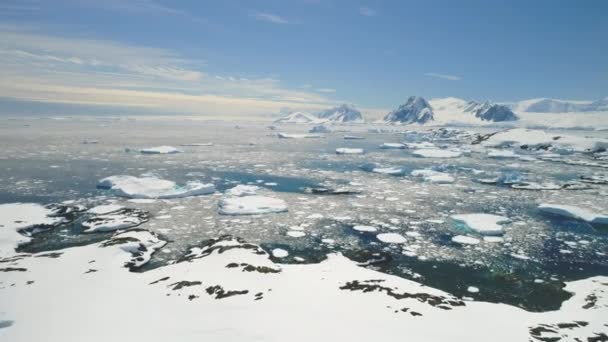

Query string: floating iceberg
277 132 321 139
380 143 405 149
411 169 455 183
218 196 288 215
227 184 260 197
452 235 481 245
139 146 183 154
336 148 365 155
451 213 510 235
179 143 213 147
538 204 608 225
97 175 215 199
352 225 378 232
376 232 407 244
412 149 462 158
309 125 331 134
373 167 404 175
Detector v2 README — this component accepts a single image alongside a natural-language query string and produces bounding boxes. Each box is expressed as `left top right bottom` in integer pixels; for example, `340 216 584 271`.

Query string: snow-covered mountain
465 101 518 122
510 97 608 113
384 96 434 124
274 111 324 124
584 97 608 112
317 104 364 123
510 98 590 113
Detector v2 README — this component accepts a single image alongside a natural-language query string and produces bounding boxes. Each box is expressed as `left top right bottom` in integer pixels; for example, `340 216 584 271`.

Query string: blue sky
0 0 606 117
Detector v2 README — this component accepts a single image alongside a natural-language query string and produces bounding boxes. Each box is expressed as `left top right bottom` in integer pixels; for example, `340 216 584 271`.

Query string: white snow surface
451 214 511 236
538 204 608 225
87 204 124 215
0 203 66 257
97 175 215 199
218 196 288 215
0 231 607 342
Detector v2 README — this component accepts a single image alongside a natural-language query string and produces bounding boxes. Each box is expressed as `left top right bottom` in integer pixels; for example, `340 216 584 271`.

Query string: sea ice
538 204 608 225
412 149 462 158
411 169 455 183
272 248 289 258
376 233 407 244
353 225 378 232
452 235 481 245
218 196 288 215
380 143 406 149
451 213 510 235
97 175 215 199
336 148 365 155
227 184 259 197
139 146 183 154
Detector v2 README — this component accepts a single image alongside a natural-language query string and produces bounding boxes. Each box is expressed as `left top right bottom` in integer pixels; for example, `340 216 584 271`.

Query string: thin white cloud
359 6 376 17
315 88 336 93
425 73 461 81
0 26 337 118
251 11 290 24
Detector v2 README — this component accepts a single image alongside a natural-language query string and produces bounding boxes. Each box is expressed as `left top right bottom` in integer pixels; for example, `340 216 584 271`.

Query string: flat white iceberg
380 143 405 149
97 175 215 199
336 148 365 155
452 235 481 245
372 167 404 175
411 169 455 184
451 213 510 235
139 146 183 154
218 196 288 215
353 225 378 232
278 132 321 139
376 233 407 244
412 149 462 158
227 184 259 197
272 248 289 258
538 204 608 225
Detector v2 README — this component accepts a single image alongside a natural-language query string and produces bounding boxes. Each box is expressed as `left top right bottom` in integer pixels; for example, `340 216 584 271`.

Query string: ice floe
352 225 378 232
380 143 405 149
227 185 259 197
538 204 608 225
376 232 407 244
218 196 288 215
412 149 462 158
411 169 455 184
451 214 510 235
97 175 215 199
336 148 365 155
139 146 183 154
451 235 481 245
